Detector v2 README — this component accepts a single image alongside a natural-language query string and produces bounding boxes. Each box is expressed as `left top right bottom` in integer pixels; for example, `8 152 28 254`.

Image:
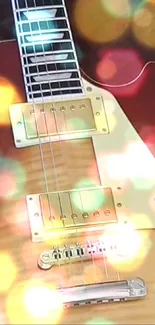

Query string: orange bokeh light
0 77 22 125
132 2 155 48
74 0 129 44
0 253 17 293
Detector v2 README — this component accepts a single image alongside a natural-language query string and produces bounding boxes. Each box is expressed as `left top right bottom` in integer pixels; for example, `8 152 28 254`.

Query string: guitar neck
11 0 84 102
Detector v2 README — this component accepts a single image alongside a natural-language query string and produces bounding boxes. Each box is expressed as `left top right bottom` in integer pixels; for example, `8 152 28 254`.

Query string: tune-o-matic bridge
38 239 130 270
9 95 108 148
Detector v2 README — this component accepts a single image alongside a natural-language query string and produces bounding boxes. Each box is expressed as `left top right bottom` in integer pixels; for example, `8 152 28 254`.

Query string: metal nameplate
50 278 147 307
27 187 117 242
9 95 109 148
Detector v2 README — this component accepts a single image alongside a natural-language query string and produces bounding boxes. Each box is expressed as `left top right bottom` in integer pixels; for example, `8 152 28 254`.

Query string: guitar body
1 0 155 319
0 37 155 324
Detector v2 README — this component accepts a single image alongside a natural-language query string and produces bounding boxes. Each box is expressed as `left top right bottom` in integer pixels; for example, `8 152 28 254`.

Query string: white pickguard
10 77 155 234
83 78 155 230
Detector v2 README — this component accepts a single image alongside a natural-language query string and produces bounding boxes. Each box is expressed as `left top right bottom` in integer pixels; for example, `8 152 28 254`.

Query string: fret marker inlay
26 33 64 42
30 53 68 63
34 72 72 82
11 0 84 101
23 9 57 20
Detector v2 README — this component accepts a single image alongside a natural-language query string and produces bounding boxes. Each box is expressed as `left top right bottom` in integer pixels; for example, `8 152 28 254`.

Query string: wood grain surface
0 40 155 324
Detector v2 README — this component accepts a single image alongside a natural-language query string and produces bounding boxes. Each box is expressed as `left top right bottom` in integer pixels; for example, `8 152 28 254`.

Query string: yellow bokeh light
105 152 128 181
125 141 155 189
103 0 133 18
132 2 155 48
106 225 152 272
0 253 17 293
74 0 129 44
0 78 22 125
6 280 63 325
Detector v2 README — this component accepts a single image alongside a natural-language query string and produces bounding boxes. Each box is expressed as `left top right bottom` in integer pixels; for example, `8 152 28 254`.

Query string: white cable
80 60 155 88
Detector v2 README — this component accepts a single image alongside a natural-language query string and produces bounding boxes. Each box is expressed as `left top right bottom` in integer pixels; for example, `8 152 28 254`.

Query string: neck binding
11 0 84 102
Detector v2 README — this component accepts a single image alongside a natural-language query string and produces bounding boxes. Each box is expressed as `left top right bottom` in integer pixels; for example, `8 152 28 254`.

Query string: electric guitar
0 0 155 323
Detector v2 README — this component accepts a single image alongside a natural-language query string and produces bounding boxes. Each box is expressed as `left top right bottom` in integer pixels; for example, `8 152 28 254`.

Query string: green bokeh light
68 117 88 131
0 156 26 199
86 317 115 325
71 178 104 213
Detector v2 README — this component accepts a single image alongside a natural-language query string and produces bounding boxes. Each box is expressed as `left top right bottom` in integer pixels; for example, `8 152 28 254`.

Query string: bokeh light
0 305 7 324
106 225 152 272
0 156 26 199
95 48 145 95
102 0 146 18
3 199 30 237
104 140 155 190
67 117 87 131
139 125 155 155
86 317 115 325
100 222 141 257
71 178 104 212
132 1 155 48
74 0 129 43
24 286 62 318
0 253 17 293
125 141 155 189
104 152 128 181
0 77 22 125
6 280 63 325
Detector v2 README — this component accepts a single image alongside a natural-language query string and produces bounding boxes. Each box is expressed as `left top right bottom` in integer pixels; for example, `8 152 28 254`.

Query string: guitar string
32 0 73 285
33 0 102 286
26 0 117 286
18 0 119 286
80 60 155 88
59 0 90 286
40 0 81 286
37 0 94 286
24 0 56 231
25 0 84 287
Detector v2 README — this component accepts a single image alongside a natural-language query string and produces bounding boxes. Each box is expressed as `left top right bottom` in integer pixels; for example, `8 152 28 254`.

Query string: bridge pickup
9 95 109 148
26 187 117 242
49 278 147 307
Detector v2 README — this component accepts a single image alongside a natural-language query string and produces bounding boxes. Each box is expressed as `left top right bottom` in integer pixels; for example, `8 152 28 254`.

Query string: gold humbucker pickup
9 96 109 148
27 187 117 242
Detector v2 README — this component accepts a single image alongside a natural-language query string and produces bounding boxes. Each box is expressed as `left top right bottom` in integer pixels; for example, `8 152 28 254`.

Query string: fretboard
11 0 84 102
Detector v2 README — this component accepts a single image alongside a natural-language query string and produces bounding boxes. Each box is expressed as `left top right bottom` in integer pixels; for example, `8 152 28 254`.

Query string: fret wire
28 87 83 95
19 28 69 35
21 40 74 46
26 78 80 86
17 16 69 23
22 49 74 57
24 59 76 67
15 5 64 12
13 0 85 97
